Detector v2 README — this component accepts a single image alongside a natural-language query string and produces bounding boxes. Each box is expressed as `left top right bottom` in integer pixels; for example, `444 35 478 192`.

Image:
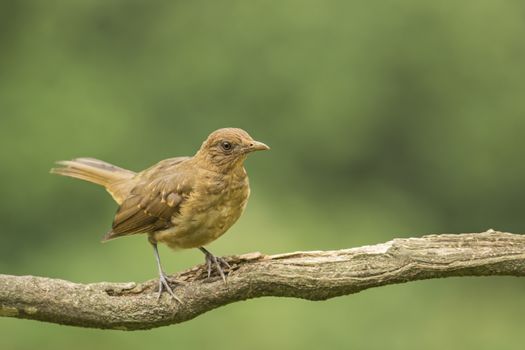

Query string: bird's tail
51 157 136 204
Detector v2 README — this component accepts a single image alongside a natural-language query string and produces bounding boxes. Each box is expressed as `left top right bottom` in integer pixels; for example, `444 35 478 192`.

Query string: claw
151 241 182 303
157 272 182 303
200 247 231 283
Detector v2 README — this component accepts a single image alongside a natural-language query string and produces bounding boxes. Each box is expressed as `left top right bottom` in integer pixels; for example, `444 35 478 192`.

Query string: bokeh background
1 0 525 349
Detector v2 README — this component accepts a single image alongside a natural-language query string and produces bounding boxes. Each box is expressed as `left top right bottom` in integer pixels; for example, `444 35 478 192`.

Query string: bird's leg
199 247 231 283
151 242 182 303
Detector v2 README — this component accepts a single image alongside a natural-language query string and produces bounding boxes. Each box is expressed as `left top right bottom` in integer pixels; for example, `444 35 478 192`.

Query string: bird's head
195 128 269 171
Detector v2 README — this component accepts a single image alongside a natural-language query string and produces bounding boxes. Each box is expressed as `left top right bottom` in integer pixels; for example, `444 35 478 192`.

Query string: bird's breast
154 171 250 249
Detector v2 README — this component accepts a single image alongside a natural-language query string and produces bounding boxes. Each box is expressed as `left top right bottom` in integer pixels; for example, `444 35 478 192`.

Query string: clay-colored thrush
51 128 269 301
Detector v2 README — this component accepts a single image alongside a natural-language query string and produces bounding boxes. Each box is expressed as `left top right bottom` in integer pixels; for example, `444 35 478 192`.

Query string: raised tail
51 157 136 204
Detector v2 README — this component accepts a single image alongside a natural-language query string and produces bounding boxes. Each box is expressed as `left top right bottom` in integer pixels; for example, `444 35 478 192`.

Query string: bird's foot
157 272 182 303
203 251 231 283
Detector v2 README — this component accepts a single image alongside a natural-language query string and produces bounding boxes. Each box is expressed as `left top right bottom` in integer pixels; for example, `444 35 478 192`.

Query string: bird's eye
221 141 232 151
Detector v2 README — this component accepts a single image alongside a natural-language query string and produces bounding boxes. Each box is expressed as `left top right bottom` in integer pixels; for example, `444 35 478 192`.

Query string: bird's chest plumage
154 169 250 250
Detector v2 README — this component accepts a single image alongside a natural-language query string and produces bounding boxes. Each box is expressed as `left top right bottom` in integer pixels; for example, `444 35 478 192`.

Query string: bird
51 127 269 302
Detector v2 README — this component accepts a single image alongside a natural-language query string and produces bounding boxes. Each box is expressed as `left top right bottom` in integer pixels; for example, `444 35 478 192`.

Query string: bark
1 230 524 330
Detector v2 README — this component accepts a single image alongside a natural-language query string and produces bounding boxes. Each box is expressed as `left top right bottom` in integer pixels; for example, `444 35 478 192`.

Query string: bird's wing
103 157 193 241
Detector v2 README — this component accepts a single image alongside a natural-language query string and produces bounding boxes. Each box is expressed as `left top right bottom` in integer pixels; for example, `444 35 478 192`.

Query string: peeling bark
1 230 524 330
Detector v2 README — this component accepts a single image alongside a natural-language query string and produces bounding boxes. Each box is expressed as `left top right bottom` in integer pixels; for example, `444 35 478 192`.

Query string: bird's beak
246 140 270 152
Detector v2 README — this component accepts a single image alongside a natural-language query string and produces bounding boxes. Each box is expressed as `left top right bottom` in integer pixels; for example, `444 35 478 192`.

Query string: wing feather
102 157 192 241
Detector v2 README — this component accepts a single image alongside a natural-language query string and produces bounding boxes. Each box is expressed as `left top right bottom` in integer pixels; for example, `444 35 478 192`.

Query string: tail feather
51 157 136 204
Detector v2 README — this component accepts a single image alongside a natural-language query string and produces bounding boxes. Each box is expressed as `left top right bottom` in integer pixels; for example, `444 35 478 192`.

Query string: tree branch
1 230 524 330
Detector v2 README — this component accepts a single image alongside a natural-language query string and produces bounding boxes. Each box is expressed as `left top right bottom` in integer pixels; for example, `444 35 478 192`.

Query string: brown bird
51 128 269 301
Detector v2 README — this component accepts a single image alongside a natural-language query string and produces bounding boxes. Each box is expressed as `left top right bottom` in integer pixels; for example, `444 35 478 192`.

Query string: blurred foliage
1 0 525 349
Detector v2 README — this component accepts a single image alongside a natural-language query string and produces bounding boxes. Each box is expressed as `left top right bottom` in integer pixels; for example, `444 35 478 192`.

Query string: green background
1 0 525 349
